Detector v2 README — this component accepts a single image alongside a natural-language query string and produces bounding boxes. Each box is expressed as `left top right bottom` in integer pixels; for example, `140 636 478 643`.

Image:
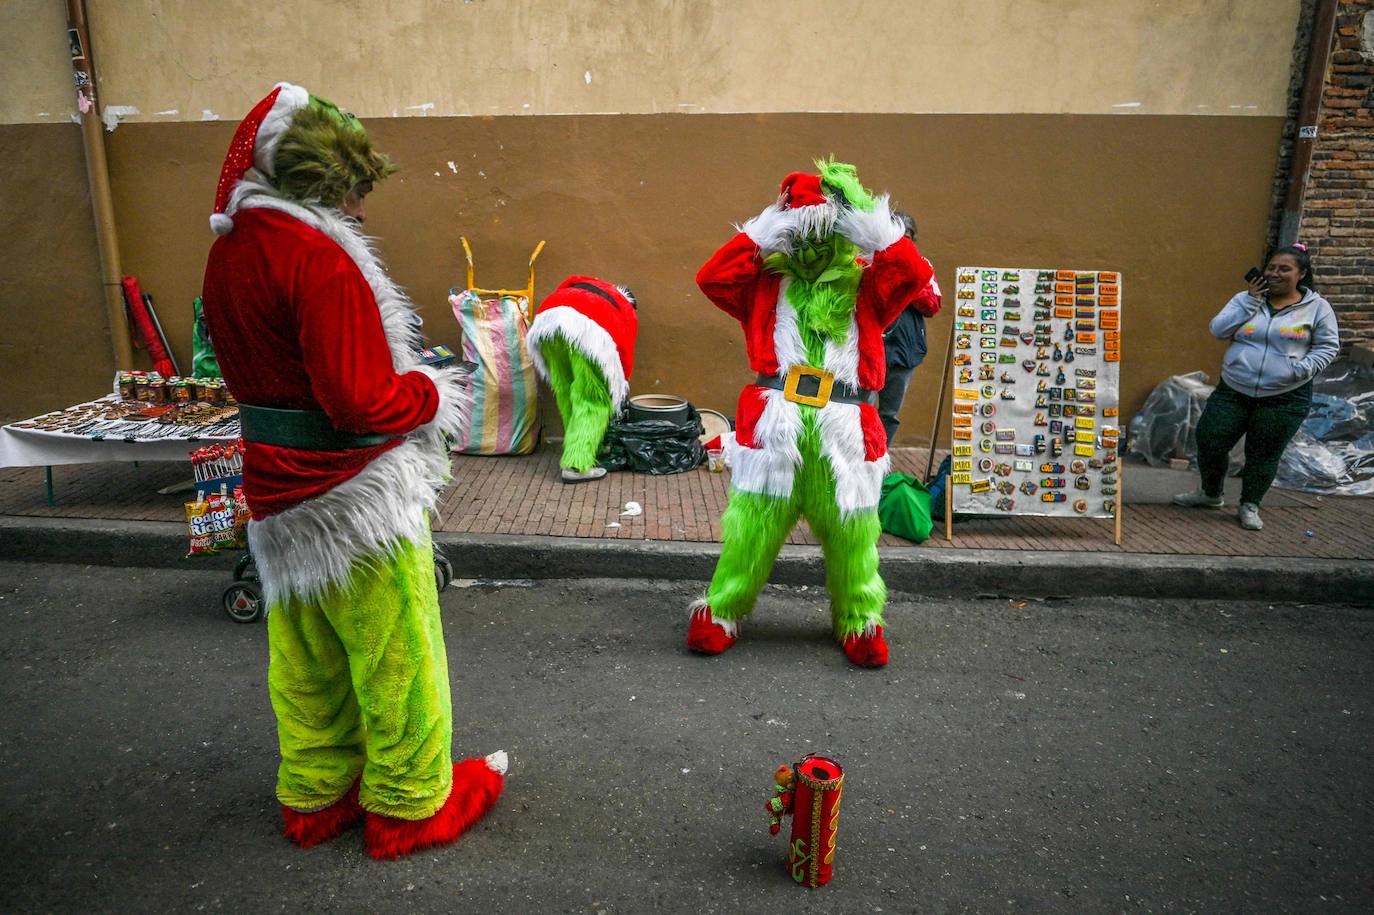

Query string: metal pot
628 394 691 425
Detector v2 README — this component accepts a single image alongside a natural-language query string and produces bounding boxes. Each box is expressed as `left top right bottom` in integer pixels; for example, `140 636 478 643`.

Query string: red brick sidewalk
4 447 1371 561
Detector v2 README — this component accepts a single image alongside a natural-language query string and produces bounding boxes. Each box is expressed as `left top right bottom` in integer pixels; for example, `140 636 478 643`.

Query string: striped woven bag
448 289 541 454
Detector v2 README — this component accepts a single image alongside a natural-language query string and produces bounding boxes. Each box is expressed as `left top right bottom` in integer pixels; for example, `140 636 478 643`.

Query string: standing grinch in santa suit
687 160 934 668
201 83 505 859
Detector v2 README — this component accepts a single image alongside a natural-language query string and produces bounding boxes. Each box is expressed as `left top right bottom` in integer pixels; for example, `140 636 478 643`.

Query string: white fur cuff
688 598 739 637
413 364 473 440
836 193 904 254
737 203 798 256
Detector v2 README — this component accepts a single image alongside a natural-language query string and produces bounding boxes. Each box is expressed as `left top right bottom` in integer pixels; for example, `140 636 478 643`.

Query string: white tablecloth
0 399 239 468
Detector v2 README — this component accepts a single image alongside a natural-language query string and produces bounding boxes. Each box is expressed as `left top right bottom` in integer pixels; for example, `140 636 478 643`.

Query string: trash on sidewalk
620 501 642 517
1274 360 1374 495
1128 362 1374 495
1127 371 1229 469
599 405 705 475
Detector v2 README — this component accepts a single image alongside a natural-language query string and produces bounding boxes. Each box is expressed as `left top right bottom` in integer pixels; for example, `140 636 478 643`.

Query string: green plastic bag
878 472 934 543
191 296 220 378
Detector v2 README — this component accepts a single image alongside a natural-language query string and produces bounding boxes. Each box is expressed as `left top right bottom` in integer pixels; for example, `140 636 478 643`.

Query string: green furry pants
706 413 885 639
539 335 613 472
267 524 453 820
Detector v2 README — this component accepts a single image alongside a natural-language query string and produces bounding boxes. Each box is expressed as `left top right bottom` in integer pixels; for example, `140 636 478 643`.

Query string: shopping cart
221 544 454 624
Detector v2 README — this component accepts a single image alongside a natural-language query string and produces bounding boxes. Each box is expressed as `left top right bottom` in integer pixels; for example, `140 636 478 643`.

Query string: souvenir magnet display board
949 267 1122 521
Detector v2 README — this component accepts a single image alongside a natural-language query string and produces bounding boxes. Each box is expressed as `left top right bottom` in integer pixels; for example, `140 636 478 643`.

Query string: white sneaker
560 466 607 484
1238 502 1263 530
1172 489 1224 509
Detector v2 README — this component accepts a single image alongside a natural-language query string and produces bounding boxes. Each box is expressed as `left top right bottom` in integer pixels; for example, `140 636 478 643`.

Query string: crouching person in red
201 83 506 858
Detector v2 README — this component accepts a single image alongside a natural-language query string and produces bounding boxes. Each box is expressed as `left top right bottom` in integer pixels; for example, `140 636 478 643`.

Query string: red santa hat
779 172 827 208
209 82 310 234
775 170 839 239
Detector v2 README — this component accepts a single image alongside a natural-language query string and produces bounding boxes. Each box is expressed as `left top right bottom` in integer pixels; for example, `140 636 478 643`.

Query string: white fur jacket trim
726 286 889 518
526 305 630 409
835 194 905 256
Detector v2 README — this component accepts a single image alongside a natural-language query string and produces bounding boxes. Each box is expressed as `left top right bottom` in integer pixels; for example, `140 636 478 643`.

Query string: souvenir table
0 395 240 502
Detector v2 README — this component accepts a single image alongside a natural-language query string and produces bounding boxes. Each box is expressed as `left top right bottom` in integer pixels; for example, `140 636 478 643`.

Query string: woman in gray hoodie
1174 245 1340 530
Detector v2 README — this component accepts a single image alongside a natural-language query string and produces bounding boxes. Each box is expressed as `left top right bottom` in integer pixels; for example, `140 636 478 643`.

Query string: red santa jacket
201 207 441 519
697 231 933 392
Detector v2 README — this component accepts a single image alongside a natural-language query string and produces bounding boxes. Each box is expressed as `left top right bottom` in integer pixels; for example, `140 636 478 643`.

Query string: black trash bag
599 405 706 474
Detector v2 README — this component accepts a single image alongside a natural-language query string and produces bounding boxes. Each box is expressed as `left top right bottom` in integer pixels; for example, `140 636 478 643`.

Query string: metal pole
65 0 134 369
1278 0 1340 247
923 322 955 483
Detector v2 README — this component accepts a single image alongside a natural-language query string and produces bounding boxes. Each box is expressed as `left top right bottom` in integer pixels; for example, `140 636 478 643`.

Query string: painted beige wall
3 0 1300 125
0 110 1271 440
0 0 1294 440
0 0 77 124
0 124 112 419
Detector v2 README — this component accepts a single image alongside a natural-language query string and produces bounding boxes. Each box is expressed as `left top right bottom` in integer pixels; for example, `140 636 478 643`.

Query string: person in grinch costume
526 276 639 482
201 83 506 859
686 159 935 668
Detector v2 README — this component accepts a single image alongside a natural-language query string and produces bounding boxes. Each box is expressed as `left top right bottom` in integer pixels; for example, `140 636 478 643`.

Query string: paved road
1 561 1370 913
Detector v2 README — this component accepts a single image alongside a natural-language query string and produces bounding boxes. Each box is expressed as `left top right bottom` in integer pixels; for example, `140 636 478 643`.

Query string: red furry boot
686 601 738 655
841 624 889 668
281 779 363 848
364 752 508 860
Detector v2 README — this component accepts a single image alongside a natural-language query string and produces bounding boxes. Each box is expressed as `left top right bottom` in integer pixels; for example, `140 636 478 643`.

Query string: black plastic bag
599 406 706 474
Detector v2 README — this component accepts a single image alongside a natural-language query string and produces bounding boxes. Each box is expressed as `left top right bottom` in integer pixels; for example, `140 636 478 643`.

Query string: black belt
238 404 399 451
755 368 876 407
570 282 626 310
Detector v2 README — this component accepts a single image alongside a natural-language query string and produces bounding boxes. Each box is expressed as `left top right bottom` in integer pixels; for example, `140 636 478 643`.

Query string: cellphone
1245 267 1263 283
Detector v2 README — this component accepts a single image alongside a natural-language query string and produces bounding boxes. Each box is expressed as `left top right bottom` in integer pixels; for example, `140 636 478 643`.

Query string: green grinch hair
272 95 396 207
816 157 875 213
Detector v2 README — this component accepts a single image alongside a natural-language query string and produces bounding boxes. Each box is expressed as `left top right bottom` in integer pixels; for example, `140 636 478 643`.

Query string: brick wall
1303 0 1374 350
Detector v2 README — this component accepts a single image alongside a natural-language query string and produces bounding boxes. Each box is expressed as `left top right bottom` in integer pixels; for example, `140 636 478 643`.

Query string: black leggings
1196 379 1312 505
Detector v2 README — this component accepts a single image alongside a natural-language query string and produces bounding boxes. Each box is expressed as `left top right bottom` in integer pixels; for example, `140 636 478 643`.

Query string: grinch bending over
527 277 639 483
686 159 934 667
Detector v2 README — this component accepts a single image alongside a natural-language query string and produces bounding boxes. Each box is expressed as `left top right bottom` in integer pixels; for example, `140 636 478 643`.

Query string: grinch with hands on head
688 157 935 668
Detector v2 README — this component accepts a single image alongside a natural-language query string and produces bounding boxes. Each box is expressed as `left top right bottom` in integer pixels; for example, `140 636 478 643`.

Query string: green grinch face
790 237 835 282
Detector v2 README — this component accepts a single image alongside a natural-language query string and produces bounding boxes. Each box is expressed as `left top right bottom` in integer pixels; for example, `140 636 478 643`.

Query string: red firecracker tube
768 754 845 888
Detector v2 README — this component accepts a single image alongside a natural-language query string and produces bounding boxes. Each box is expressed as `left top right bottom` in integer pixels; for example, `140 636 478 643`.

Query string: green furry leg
268 523 453 820
704 488 800 621
805 498 886 640
792 415 886 639
704 412 885 636
268 591 366 810
540 335 613 472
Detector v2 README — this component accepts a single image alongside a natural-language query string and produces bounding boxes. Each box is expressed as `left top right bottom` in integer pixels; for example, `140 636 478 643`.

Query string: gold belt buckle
783 364 835 408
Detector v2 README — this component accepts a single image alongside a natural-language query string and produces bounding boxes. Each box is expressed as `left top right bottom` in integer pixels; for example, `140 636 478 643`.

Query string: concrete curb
3 515 1371 604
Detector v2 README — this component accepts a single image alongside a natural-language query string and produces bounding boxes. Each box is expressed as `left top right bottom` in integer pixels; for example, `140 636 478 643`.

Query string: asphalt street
0 561 1370 913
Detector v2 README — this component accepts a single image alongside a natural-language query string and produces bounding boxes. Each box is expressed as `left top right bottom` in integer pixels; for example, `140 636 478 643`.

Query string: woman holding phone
1173 245 1340 530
